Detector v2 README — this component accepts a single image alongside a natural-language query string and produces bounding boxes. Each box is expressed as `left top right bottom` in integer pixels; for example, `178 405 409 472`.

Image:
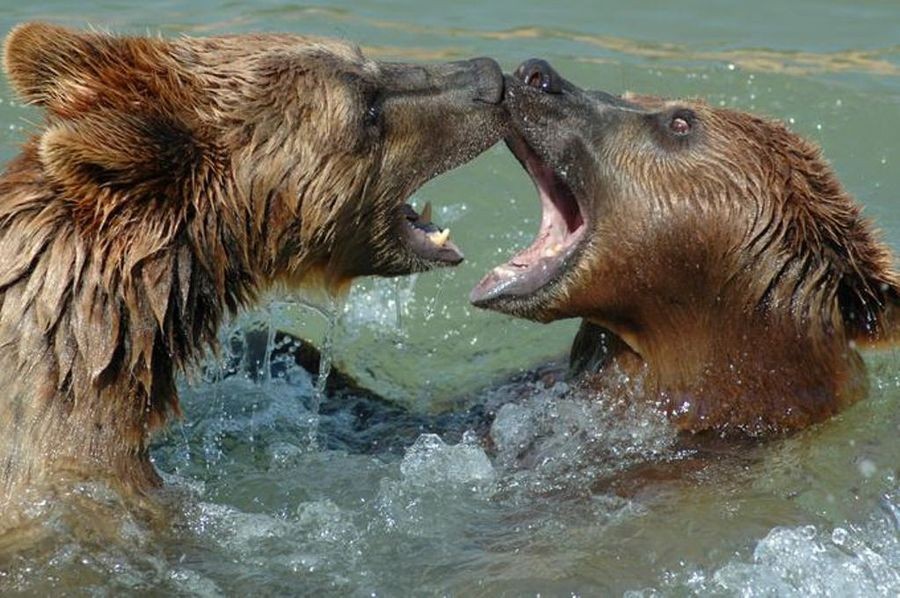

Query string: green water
0 1 898 596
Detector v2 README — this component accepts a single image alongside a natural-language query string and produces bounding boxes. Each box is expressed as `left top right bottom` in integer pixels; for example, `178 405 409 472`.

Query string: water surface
0 1 898 595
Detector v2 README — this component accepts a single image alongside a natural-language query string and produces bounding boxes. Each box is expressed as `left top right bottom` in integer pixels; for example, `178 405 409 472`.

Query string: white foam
629 494 900 597
398 433 495 488
487 378 675 495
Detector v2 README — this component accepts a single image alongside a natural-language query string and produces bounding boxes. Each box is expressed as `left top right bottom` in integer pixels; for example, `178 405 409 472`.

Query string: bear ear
38 110 202 200
4 24 201 197
2 22 148 112
3 22 88 105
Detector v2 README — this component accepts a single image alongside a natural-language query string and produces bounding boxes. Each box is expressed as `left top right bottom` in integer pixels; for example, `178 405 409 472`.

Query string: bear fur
0 23 505 509
473 59 899 435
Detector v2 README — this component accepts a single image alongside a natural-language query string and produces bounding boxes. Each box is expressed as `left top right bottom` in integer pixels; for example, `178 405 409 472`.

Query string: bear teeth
543 243 562 258
427 229 450 247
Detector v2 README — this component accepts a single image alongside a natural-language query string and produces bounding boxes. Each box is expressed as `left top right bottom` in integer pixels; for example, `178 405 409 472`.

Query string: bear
472 58 899 435
0 22 506 511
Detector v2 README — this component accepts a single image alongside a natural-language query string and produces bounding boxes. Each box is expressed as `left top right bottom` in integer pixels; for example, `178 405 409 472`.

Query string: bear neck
578 294 867 434
0 142 275 508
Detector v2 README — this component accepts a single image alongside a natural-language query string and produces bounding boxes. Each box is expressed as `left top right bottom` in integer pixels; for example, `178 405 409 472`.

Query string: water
1 1 899 595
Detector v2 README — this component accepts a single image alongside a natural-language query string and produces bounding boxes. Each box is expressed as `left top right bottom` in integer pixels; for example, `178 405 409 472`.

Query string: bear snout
514 58 563 95
464 56 505 105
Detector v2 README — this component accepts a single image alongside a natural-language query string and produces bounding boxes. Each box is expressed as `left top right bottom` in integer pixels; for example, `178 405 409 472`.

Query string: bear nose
515 59 562 94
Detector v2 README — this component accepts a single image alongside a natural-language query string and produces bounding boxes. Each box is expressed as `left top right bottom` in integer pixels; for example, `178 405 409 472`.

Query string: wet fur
498 80 900 434
0 23 504 510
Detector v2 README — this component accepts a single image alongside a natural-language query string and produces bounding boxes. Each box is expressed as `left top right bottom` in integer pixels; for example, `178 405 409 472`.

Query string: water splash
393 277 404 332
422 269 451 323
311 328 335 404
261 311 277 385
296 294 346 448
486 370 675 497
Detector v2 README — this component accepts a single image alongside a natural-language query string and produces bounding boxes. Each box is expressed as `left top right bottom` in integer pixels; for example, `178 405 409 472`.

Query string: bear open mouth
401 202 464 265
470 133 586 305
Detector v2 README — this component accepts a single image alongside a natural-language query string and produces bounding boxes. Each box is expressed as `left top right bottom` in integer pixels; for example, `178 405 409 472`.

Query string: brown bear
0 22 506 510
472 59 899 435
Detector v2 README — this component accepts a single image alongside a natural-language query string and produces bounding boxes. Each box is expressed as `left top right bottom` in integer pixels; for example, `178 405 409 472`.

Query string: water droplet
800 525 817 540
831 527 849 546
858 458 877 478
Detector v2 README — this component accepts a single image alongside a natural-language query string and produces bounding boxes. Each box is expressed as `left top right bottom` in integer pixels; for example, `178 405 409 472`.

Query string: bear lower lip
402 202 464 265
470 133 586 306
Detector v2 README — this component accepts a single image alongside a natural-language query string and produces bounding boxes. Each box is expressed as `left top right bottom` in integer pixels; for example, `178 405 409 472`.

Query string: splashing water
1 2 899 594
393 277 405 333
2 354 897 596
308 304 337 448
627 491 900 597
261 312 277 385
422 270 451 324
281 293 343 449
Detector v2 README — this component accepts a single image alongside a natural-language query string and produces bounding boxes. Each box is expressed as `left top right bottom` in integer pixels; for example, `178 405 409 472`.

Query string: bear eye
670 117 690 135
667 109 696 137
364 102 381 128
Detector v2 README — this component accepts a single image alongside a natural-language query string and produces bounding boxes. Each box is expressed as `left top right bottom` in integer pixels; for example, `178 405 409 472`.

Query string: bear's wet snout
467 56 505 104
515 59 562 94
